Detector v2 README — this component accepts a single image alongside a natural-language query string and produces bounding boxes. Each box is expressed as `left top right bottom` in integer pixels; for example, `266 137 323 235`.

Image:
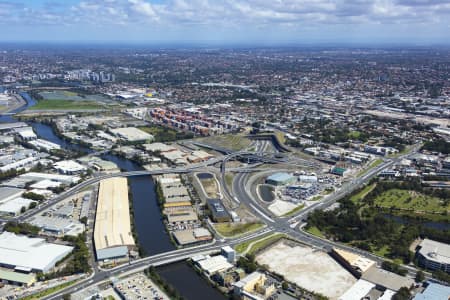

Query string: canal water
1 91 222 299
383 214 450 231
157 261 226 300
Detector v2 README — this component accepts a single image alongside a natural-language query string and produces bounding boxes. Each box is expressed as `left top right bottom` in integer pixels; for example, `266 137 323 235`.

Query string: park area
29 90 109 110
373 188 449 214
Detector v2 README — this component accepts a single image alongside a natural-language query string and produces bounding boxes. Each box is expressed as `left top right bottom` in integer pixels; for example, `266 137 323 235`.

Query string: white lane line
249 203 275 223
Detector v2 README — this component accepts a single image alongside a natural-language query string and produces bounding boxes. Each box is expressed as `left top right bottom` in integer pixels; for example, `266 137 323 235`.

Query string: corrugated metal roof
96 246 128 261
0 269 36 285
413 282 450 300
267 173 294 182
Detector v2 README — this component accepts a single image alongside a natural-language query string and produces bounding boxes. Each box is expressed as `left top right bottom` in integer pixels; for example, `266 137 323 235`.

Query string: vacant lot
198 177 219 198
257 241 356 300
197 134 251 151
374 188 449 214
268 200 298 216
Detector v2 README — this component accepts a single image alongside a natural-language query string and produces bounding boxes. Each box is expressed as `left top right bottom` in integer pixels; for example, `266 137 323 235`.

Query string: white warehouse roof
0 232 73 273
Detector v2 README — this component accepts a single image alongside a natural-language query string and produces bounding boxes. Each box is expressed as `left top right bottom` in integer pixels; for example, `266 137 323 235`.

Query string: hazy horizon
1 0 449 45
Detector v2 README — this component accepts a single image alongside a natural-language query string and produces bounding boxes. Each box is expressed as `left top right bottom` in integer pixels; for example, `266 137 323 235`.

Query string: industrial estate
0 43 449 300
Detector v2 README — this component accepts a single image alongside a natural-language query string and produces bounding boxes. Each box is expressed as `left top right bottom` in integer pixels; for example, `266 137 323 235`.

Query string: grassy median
214 222 263 237
235 233 286 254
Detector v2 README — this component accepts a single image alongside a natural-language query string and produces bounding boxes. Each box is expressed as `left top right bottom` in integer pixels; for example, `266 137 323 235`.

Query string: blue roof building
413 282 450 300
266 173 296 186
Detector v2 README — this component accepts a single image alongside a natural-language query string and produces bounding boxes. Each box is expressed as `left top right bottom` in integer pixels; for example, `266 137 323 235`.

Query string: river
0 90 223 299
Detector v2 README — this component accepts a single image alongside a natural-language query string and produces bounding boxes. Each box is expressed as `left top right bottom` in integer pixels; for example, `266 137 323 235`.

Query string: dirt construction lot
256 241 356 300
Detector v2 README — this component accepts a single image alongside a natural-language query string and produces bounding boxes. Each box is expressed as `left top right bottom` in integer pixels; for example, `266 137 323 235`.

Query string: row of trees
4 221 40 236
39 234 91 280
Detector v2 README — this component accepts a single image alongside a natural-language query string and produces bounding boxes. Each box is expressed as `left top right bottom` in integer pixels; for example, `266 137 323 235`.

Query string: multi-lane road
12 140 424 299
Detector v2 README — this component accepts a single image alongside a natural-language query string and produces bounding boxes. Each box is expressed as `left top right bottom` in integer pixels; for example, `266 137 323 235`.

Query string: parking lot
114 273 169 300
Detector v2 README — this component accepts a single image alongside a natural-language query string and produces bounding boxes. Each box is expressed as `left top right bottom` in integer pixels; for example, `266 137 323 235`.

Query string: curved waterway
0 90 224 299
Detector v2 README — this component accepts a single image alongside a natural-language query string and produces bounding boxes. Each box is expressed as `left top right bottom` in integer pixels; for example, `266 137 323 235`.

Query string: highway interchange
5 138 424 299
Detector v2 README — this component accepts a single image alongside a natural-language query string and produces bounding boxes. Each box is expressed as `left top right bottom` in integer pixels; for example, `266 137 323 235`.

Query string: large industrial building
0 232 73 273
266 173 296 186
94 178 135 262
416 238 450 273
110 127 154 142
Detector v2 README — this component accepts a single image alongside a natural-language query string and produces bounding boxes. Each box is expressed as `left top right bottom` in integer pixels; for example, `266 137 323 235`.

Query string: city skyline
0 0 449 45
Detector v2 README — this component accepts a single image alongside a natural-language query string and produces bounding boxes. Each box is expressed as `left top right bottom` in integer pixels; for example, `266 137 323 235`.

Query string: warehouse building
110 127 154 142
0 187 25 204
94 178 135 262
53 160 87 175
0 268 36 287
172 228 212 246
29 216 85 237
195 255 233 276
416 238 450 273
361 266 414 292
0 232 73 273
266 173 296 186
0 197 36 216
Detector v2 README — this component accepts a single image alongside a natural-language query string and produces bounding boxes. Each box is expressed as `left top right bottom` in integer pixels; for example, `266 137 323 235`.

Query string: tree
22 192 45 201
29 202 37 209
20 206 26 214
80 216 88 225
392 287 411 300
415 270 425 283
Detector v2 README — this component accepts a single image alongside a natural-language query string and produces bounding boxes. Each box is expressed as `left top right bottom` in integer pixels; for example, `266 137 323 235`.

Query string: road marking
249 203 275 223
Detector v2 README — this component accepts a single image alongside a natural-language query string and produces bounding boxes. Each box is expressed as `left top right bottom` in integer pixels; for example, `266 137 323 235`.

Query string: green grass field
29 99 103 110
350 183 377 203
22 279 78 300
305 226 325 238
374 189 449 214
348 131 361 139
235 233 286 254
214 222 263 237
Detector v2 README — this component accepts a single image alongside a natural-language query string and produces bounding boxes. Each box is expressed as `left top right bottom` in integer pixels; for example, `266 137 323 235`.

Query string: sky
0 0 449 45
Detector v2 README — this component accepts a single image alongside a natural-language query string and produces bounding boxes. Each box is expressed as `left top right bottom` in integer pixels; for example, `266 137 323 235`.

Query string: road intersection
11 140 424 299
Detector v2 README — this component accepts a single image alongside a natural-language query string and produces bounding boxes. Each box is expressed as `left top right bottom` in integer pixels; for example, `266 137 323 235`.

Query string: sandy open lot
268 200 298 216
256 241 356 299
